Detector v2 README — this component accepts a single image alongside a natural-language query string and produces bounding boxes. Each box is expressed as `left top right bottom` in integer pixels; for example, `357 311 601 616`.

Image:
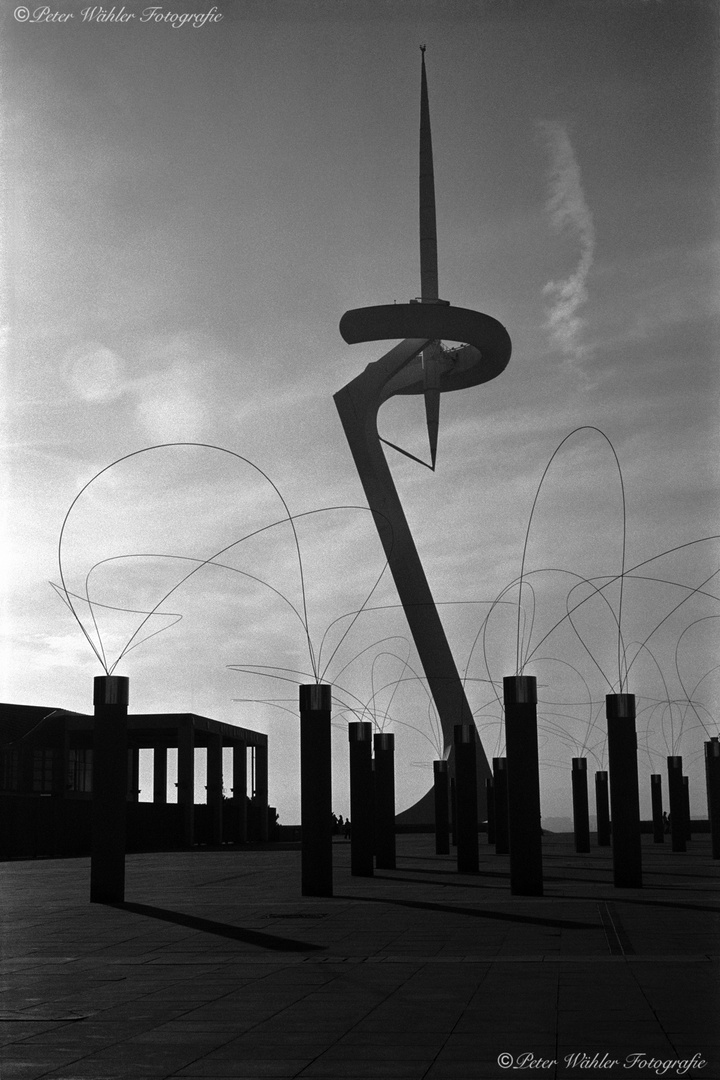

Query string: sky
2 0 718 826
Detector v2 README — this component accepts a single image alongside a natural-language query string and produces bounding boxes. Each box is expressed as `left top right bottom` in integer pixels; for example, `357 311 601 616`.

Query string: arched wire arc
235 657 447 755
234 630 436 747
316 593 516 752
74 551 314 670
621 639 676 761
634 699 673 769
673 615 720 742
457 542 719 779
74 496 396 668
327 635 413 692
468 565 716 769
563 575 632 692
518 536 720 678
458 594 522 694
519 654 595 754
51 581 183 626
469 535 718 740
319 596 514 687
364 646 412 732
515 426 628 687
231 647 451 758
622 566 720 687
50 581 184 662
124 501 392 683
57 443 315 677
466 567 622 723
231 662 445 756
365 655 444 745
57 442 395 679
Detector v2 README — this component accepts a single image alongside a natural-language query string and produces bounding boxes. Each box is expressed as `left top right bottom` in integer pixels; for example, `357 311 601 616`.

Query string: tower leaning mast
335 49 511 822
418 46 441 468
419 45 439 303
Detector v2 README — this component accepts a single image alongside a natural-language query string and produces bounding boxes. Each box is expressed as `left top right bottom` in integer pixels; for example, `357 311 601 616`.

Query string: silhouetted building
0 703 269 858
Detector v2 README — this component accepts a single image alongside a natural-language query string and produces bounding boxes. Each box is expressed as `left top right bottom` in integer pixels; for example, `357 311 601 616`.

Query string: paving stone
1 834 718 1080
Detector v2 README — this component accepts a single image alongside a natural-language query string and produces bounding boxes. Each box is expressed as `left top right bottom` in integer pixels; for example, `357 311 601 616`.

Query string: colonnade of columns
124 729 268 847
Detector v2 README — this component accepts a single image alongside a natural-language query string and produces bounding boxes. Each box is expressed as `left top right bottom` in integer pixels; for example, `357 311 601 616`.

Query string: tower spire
419 47 440 466
419 45 439 302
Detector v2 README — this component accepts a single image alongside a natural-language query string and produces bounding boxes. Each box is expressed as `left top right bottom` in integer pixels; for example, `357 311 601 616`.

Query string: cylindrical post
492 757 509 855
349 722 374 876
300 684 333 896
485 777 495 846
90 675 129 904
504 676 543 895
595 771 611 846
650 774 664 843
453 725 479 873
607 694 642 888
667 756 686 853
450 776 457 846
571 758 590 853
433 760 450 854
373 732 396 869
705 739 720 860
682 775 691 840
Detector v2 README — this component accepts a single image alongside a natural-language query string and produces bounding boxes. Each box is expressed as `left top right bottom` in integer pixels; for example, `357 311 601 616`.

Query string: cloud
538 121 596 365
62 333 222 441
134 363 209 444
62 344 128 402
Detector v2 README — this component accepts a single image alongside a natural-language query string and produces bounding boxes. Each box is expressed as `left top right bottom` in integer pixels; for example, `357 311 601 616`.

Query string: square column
206 732 223 846
153 747 168 805
254 742 269 841
177 722 195 848
127 748 140 802
232 743 248 843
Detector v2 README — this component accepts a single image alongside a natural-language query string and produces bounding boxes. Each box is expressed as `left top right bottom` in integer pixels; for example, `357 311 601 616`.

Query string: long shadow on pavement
339 889 599 930
109 901 328 952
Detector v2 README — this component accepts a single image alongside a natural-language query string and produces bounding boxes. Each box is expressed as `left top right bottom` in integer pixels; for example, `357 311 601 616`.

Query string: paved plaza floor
1 834 718 1080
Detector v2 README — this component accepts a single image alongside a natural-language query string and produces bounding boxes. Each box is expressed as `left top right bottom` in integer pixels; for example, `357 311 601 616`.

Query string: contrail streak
539 121 595 364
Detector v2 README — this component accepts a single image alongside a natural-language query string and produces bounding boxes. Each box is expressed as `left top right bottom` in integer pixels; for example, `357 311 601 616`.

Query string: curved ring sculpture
334 301 511 818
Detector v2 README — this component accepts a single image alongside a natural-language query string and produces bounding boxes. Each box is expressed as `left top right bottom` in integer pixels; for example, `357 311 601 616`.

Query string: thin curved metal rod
57 443 314 676
673 615 720 741
80 551 312 672
515 426 627 686
519 537 720 676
